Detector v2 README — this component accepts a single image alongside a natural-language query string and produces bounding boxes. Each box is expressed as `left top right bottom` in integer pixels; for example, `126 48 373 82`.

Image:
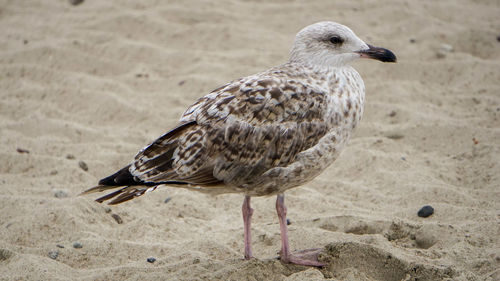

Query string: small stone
0 249 14 261
69 0 84 5
111 213 123 224
286 218 291 225
56 244 65 248
23 39 28 45
436 51 446 59
147 257 156 263
66 154 75 160
54 190 68 198
178 80 186 86
401 157 406 161
409 38 416 43
164 197 172 204
388 110 397 117
104 207 112 213
497 35 500 42
417 205 434 218
16 148 30 154
386 134 404 140
440 43 454 52
415 229 437 249
48 250 59 260
73 242 83 249
50 170 58 175
78 160 88 171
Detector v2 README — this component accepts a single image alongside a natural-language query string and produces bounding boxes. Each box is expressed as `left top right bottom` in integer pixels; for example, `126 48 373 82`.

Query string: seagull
81 21 396 267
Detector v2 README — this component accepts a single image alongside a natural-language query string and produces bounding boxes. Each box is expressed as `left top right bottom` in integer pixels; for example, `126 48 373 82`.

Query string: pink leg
242 195 254 259
276 194 325 267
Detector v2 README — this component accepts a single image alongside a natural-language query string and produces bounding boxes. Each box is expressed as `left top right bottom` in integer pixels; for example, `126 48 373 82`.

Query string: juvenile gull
81 21 396 266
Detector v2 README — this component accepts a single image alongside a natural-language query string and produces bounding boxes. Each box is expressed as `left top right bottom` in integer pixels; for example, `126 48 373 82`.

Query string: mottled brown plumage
81 21 396 266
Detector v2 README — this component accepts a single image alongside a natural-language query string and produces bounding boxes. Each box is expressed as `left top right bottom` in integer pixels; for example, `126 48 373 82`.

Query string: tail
80 165 188 205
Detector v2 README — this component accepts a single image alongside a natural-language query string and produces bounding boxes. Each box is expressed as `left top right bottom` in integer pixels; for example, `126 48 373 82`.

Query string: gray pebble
48 250 59 260
436 51 446 59
73 242 83 249
56 244 65 248
78 160 88 171
66 154 75 160
286 218 291 225
147 257 156 263
69 0 84 5
111 213 123 224
164 197 172 204
415 229 437 249
440 43 454 52
54 190 68 198
418 205 434 218
104 207 112 213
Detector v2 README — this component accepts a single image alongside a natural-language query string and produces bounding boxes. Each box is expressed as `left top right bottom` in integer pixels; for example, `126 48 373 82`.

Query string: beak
356 44 397 63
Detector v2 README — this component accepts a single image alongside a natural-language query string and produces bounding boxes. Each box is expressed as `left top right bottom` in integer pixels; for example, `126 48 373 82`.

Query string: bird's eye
329 36 344 45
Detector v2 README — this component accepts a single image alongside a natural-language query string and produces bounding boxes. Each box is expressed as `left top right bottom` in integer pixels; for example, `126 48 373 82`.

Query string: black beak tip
360 45 397 63
382 49 397 63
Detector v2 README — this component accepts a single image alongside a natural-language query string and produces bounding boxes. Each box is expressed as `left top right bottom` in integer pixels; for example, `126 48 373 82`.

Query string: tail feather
81 165 189 205
94 185 159 205
108 186 159 205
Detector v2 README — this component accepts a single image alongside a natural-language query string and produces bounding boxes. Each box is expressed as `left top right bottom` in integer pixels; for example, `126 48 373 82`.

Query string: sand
1 0 499 280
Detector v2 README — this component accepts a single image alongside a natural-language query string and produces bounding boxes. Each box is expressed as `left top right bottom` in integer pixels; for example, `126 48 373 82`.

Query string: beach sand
1 0 499 280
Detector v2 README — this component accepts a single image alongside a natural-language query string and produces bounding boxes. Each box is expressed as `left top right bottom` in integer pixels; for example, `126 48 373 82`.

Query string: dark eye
329 36 344 45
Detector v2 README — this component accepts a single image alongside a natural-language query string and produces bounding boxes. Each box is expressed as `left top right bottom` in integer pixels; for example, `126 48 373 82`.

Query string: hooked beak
356 44 397 63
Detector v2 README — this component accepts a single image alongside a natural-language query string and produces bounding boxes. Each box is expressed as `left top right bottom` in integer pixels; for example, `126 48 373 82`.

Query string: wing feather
86 64 336 203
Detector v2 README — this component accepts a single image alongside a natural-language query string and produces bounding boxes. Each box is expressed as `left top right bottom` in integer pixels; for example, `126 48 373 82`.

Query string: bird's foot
279 248 325 267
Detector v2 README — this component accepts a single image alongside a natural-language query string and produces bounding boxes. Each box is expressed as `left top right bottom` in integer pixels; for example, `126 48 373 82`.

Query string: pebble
286 218 291 225
417 205 434 218
69 0 84 5
54 190 68 198
73 242 83 249
386 134 404 140
16 148 30 154
497 35 500 42
164 197 172 204
56 244 65 248
436 43 454 59
66 154 75 160
147 257 156 263
78 160 88 171
111 213 123 224
104 207 112 213
415 229 437 249
409 38 416 43
440 43 454 52
48 250 59 260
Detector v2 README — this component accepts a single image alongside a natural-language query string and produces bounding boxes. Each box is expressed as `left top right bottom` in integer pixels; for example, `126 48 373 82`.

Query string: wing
86 67 335 203
170 72 332 188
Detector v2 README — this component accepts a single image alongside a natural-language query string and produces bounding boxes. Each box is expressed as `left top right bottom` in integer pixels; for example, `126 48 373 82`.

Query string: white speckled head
290 22 396 67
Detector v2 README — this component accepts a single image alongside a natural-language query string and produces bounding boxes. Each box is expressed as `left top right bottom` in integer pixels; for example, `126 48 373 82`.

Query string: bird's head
290 21 396 67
